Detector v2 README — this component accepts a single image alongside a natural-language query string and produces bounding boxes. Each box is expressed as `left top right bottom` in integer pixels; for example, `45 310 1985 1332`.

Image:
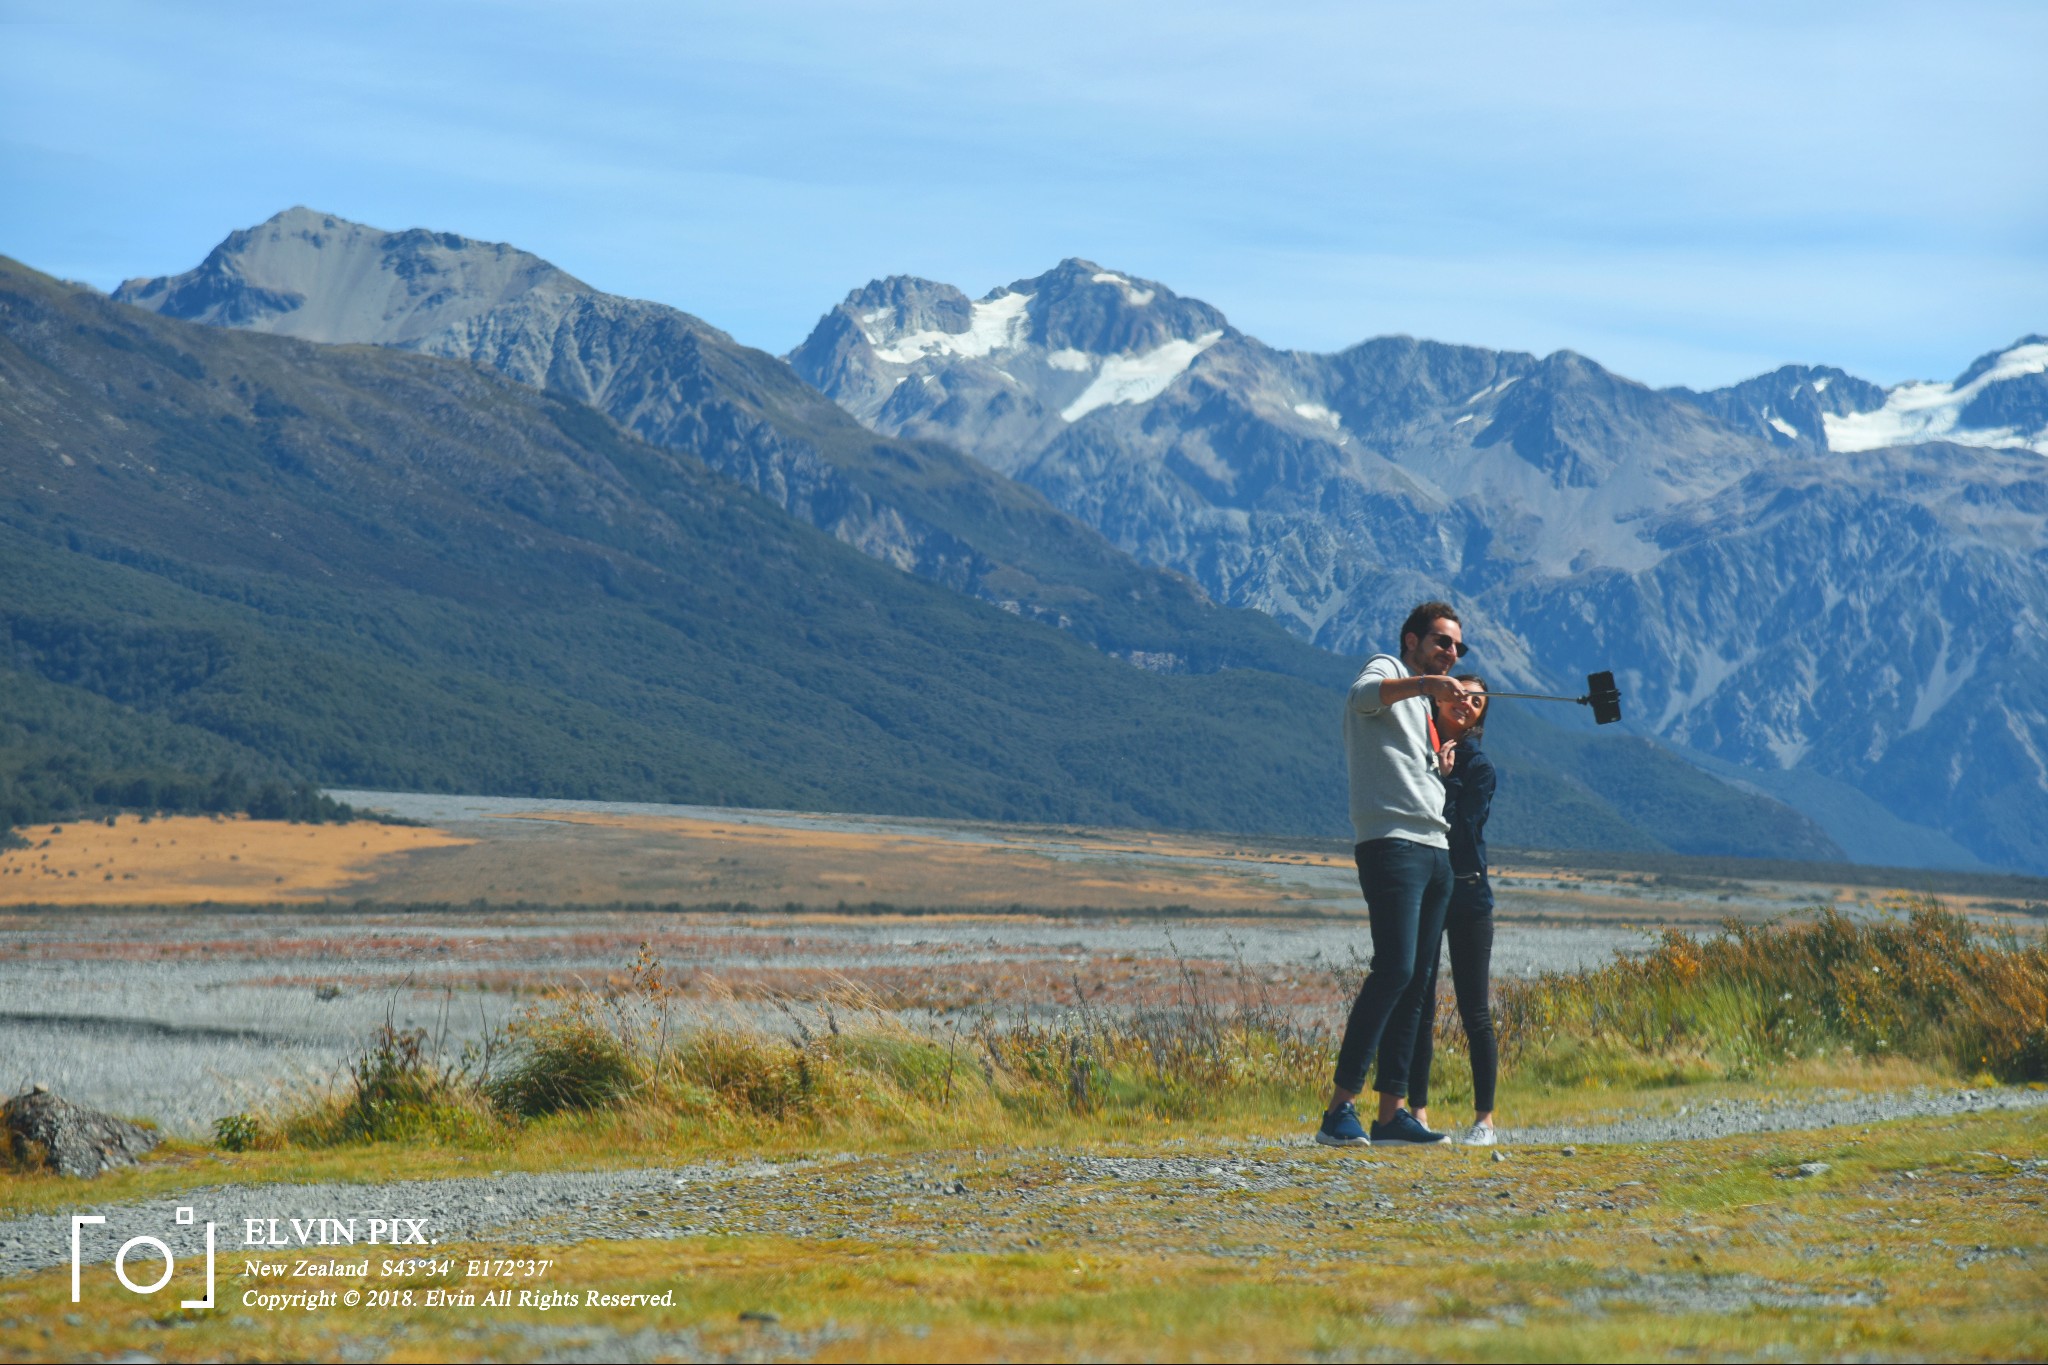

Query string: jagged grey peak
109 207 763 400
113 207 595 348
1671 342 2048 457
1667 364 1890 450
795 264 1777 653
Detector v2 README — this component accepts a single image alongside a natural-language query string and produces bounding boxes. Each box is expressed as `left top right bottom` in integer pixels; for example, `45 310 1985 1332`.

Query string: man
1316 600 1466 1147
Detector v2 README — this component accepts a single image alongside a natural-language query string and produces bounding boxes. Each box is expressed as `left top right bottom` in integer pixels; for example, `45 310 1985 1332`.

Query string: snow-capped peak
818 260 1235 427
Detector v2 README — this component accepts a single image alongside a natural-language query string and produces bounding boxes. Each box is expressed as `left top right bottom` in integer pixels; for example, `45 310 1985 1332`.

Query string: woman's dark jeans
1332 836 1452 1097
1406 881 1498 1114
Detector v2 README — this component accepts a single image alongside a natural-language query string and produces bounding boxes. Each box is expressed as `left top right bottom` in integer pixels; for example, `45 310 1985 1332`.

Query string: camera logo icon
71 1205 215 1308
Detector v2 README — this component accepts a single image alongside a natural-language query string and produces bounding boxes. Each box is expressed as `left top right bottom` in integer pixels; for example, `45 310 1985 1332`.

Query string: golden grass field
0 814 473 905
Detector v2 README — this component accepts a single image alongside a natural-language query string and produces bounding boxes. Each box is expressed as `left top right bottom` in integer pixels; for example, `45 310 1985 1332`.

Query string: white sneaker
1459 1122 1498 1146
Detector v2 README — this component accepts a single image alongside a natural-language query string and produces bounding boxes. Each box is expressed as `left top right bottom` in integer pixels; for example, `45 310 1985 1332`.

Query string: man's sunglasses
1425 632 1470 658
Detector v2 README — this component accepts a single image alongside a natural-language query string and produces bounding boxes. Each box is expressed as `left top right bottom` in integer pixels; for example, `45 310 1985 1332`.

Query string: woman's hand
1437 739 1459 775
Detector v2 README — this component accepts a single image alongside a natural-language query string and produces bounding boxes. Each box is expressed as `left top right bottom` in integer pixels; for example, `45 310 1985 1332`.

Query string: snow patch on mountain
1061 331 1223 421
1464 377 1519 405
1047 348 1093 372
868 291 1032 364
1657 645 1754 733
1091 271 1155 306
1767 732 1812 768
1293 402 1341 428
1907 635 1982 732
1824 342 2048 454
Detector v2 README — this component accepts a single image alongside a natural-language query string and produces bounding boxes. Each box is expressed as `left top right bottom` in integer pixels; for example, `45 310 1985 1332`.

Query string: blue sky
3 0 2043 388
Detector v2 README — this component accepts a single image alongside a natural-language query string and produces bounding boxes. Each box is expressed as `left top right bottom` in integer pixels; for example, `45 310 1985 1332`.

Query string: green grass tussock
284 1024 504 1147
489 1013 641 1119
982 964 1327 1123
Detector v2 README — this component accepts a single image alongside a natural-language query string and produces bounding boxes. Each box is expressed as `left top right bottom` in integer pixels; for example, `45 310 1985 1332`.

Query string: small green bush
212 1112 267 1152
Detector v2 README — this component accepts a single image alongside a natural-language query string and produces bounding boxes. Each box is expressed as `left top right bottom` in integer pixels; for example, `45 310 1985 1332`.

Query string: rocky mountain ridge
112 210 1331 684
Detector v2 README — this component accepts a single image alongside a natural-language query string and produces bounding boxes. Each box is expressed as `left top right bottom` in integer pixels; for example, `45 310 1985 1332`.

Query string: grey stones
1795 1161 1831 1178
1 1086 160 1178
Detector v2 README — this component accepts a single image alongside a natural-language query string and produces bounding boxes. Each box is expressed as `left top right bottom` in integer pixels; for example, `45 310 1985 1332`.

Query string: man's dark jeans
1332 836 1452 1097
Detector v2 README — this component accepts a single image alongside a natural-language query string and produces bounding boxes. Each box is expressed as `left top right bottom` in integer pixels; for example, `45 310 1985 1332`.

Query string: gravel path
1504 1084 2048 1146
6 1085 2041 1280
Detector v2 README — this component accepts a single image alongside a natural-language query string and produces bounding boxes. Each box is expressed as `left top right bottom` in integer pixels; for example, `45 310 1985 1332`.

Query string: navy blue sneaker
1315 1101 1370 1148
1369 1108 1450 1146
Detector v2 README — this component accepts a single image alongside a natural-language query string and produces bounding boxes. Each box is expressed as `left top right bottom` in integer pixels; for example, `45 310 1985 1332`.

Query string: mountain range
4 248 1845 859
783 262 2048 872
91 207 2048 870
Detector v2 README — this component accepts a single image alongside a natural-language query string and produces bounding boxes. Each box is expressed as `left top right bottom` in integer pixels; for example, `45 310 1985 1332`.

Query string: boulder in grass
2 1085 160 1178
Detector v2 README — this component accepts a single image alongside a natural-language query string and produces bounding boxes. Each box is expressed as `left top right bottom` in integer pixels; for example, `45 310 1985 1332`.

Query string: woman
1406 675 1500 1146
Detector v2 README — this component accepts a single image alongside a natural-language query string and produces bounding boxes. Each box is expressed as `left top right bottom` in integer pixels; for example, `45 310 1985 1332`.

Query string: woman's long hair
1443 673 1488 742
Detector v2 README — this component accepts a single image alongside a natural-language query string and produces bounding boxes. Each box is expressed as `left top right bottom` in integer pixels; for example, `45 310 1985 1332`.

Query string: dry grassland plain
8 792 2010 922
2 794 2043 1362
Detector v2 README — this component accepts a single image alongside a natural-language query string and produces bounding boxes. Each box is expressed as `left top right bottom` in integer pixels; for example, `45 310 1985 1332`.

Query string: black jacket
1443 734 1496 884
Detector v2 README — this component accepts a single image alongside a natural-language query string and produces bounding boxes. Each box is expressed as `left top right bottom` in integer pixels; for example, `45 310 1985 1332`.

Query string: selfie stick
1478 671 1624 725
